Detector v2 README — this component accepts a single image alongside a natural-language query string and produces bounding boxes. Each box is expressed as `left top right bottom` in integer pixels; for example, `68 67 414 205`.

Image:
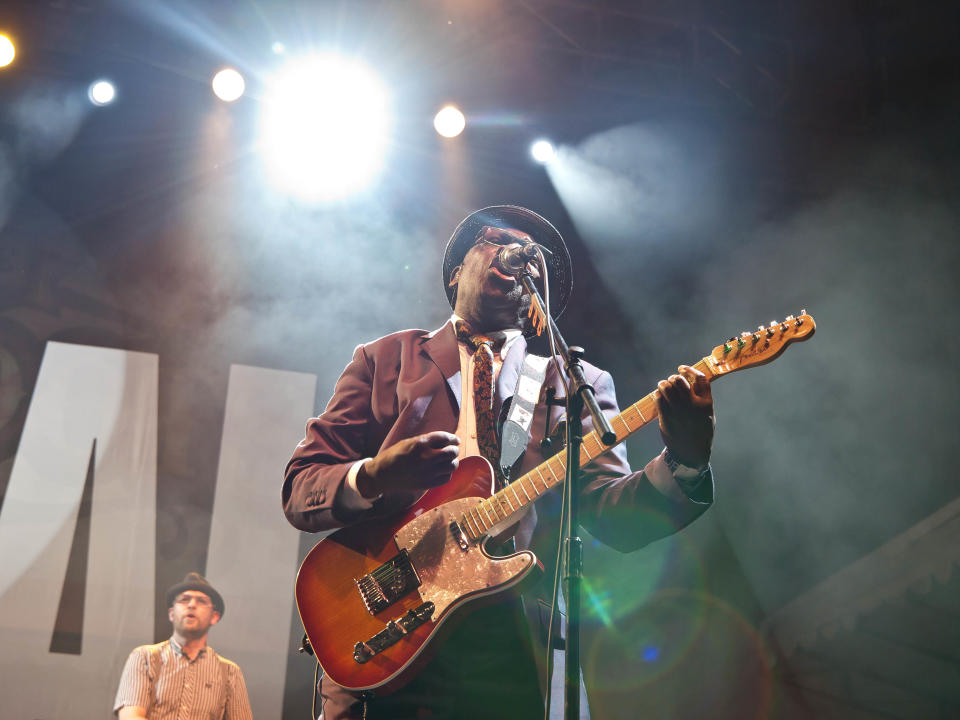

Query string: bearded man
114 572 253 720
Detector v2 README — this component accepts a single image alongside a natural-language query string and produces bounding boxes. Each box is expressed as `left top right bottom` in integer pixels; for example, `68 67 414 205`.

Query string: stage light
212 68 245 102
88 80 116 106
531 139 555 164
0 34 16 67
259 54 390 202
434 105 465 138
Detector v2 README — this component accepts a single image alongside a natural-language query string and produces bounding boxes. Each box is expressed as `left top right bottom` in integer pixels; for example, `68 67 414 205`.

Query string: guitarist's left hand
656 365 714 468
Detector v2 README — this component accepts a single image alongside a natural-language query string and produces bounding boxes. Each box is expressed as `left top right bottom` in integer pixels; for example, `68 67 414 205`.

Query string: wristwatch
664 448 710 476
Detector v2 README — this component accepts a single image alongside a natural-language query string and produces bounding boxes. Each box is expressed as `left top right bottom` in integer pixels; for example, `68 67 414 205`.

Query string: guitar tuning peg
785 315 795 322
770 320 778 327
800 309 807 315
757 325 765 331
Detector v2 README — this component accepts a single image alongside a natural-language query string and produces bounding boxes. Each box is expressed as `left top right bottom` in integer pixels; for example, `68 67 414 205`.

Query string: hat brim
442 205 572 319
166 580 225 617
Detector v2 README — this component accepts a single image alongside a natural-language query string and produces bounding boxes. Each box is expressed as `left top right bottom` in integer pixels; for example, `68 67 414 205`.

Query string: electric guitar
295 312 816 692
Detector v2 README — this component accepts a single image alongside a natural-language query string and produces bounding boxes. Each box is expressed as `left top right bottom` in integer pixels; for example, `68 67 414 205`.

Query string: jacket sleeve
282 344 399 532
572 369 713 553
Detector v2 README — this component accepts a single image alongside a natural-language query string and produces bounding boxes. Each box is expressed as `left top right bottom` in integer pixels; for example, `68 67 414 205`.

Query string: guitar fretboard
459 357 715 540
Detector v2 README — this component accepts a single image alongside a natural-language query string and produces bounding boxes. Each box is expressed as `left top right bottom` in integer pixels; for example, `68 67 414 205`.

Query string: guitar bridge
355 549 421 615
353 602 435 664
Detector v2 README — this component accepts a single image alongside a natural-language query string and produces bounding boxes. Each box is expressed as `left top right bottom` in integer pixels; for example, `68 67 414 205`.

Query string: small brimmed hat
442 205 573 318
166 572 225 616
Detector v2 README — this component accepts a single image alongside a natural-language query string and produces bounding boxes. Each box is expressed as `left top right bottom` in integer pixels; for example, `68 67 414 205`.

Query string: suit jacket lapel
422 321 461 409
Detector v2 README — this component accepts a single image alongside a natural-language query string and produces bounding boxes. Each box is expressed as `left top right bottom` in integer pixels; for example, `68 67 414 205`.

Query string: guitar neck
457 311 816 541
457 357 717 541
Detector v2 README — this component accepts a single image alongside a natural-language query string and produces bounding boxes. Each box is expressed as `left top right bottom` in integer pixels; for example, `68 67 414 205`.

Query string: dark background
1 1 958 717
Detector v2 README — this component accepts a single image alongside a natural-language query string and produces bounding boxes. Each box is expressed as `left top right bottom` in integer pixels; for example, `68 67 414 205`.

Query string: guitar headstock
707 311 816 376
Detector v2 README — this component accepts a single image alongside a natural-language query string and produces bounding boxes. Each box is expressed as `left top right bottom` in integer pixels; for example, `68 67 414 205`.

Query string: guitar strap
499 352 550 480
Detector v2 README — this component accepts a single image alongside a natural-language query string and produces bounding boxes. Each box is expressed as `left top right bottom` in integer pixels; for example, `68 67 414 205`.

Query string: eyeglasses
175 593 212 607
473 227 530 248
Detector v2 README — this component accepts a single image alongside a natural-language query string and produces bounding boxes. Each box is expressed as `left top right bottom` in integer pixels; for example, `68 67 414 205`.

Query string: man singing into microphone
283 205 716 719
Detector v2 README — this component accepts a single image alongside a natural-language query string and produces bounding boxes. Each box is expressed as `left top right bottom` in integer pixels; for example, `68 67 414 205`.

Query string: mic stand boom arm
517 272 616 720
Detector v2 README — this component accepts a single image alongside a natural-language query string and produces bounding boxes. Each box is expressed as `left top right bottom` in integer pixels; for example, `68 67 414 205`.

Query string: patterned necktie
456 323 506 488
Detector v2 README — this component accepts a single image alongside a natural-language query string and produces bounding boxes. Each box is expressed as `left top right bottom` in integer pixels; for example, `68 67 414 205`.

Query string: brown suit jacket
283 321 712 642
284 321 711 547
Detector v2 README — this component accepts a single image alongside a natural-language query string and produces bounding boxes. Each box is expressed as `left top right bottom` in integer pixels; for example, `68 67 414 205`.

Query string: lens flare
586 590 774 720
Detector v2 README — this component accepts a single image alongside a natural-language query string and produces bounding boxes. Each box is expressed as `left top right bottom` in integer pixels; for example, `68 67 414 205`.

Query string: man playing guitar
283 206 715 719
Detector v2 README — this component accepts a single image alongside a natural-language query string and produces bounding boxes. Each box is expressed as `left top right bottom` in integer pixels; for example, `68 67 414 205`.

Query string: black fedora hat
166 572 225 617
442 205 573 319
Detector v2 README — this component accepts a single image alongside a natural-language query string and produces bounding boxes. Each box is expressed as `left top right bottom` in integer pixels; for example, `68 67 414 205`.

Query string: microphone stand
517 271 616 720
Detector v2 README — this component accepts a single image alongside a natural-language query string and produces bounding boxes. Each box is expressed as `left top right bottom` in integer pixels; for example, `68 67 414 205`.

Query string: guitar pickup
353 602 435 664
355 549 421 615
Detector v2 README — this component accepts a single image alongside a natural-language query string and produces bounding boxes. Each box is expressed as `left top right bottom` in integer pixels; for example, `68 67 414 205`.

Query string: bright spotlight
0 35 14 68
88 80 116 106
260 54 390 202
212 68 245 102
434 105 465 138
531 140 555 164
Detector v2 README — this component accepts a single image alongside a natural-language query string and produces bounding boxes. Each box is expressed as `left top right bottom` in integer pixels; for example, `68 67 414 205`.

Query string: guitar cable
298 633 324 720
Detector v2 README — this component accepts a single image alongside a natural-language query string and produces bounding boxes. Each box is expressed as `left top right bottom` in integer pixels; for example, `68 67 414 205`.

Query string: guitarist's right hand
355 431 460 498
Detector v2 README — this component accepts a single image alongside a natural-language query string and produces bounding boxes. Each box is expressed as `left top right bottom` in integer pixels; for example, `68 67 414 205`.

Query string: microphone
497 243 541 275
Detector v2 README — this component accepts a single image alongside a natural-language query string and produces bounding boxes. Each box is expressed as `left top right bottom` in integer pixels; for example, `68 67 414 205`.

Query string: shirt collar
449 314 523 357
169 636 207 659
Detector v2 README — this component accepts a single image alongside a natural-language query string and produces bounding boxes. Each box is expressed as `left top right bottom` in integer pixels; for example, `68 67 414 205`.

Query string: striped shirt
114 638 253 720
